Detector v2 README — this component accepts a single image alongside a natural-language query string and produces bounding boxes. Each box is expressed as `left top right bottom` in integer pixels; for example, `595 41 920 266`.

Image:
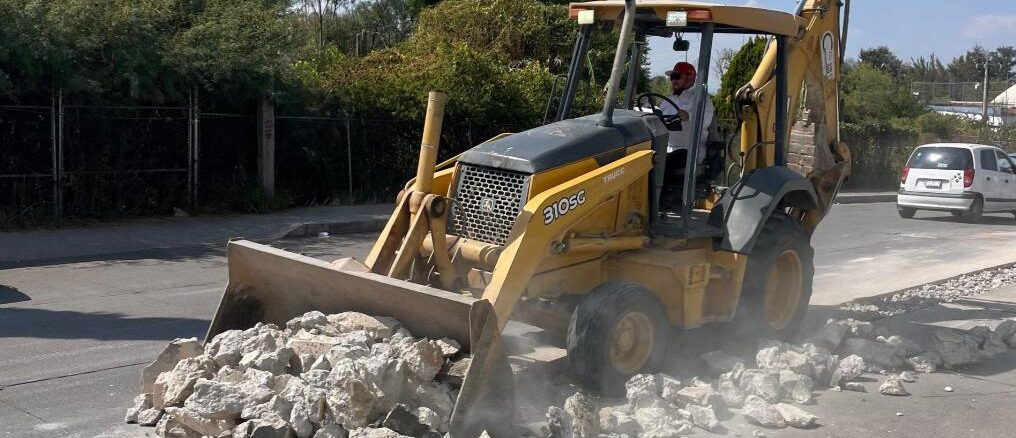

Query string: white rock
164 407 236 436
899 371 918 383
152 355 216 409
348 427 411 438
287 311 329 333
773 403 818 428
972 326 1008 357
326 359 378 428
818 319 850 349
435 338 461 358
838 338 905 369
994 320 1016 347
312 424 349 438
906 352 941 373
234 415 295 438
416 406 448 434
598 406 639 436
563 392 599 438
327 312 400 340
141 337 203 393
778 370 813 404
717 372 747 407
184 378 274 419
700 350 745 374
633 406 689 434
944 386 954 392
878 376 909 396
396 339 444 383
206 330 248 367
845 319 874 338
883 335 924 358
156 414 199 438
414 382 455 423
241 395 293 422
687 404 719 431
290 399 315 438
842 382 866 392
137 408 163 427
124 393 152 423
757 345 812 376
739 369 782 403
829 354 865 386
741 395 786 429
625 374 662 408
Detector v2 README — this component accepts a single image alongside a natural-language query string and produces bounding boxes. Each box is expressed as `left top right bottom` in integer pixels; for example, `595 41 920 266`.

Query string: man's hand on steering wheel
635 93 683 131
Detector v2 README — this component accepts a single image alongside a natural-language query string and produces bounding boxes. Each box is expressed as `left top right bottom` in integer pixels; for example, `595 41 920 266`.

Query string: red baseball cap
666 61 696 78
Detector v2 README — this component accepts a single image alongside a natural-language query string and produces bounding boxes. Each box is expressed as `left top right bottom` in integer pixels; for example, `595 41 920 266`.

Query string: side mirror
673 37 690 52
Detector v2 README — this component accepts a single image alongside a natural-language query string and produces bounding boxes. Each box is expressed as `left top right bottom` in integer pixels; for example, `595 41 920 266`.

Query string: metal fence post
193 87 200 204
51 88 58 217
187 89 194 207
344 111 353 201
56 87 64 218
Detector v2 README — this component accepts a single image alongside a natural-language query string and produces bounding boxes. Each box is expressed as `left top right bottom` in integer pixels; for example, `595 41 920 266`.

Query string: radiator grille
451 165 530 246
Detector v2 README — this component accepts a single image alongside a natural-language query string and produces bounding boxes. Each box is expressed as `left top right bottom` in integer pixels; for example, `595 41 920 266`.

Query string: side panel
604 242 712 328
709 166 819 254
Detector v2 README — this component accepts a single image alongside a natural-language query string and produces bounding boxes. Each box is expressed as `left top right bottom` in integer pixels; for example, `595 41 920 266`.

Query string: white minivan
897 143 1016 221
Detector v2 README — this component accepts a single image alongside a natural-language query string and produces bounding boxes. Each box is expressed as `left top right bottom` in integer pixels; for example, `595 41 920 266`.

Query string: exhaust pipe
598 0 637 127
411 91 448 212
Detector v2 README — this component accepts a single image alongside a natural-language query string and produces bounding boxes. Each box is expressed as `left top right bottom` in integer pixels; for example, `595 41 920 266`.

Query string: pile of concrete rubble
125 311 466 438
546 317 1016 437
841 264 1016 317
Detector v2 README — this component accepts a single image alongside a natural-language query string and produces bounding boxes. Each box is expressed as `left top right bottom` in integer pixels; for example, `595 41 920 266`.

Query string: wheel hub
763 249 803 330
609 311 654 374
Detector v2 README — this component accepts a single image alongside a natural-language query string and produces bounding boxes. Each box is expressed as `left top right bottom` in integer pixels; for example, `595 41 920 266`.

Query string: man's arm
700 91 714 130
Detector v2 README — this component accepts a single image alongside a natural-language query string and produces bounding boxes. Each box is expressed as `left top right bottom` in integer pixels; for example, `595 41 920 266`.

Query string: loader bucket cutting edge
206 240 515 437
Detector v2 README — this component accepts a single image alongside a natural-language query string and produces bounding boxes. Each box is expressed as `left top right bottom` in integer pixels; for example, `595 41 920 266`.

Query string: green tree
859 46 906 80
713 37 767 121
841 63 925 124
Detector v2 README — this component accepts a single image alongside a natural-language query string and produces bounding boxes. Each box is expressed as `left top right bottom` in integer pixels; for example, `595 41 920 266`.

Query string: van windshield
906 147 973 170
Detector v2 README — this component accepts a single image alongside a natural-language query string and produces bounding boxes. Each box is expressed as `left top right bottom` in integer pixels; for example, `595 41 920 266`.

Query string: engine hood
457 110 655 174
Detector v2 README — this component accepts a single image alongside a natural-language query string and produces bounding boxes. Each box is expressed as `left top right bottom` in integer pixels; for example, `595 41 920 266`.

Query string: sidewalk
834 191 896 204
0 204 392 269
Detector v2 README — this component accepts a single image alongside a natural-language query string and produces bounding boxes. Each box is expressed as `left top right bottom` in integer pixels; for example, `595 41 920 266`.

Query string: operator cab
549 1 803 238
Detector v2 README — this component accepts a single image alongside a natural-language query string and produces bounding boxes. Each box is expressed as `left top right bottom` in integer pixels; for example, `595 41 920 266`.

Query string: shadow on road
0 285 30 305
0 307 208 341
0 244 224 270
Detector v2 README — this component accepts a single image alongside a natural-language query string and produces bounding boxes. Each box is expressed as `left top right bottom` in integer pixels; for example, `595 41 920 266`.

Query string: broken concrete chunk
907 352 941 373
234 415 295 438
415 406 448 434
327 312 399 340
142 337 203 394
882 335 924 358
164 407 236 436
670 385 715 407
687 404 719 431
657 373 683 402
818 319 850 349
773 403 818 428
562 392 599 438
137 408 163 427
546 405 569 437
829 354 865 387
899 371 918 383
435 338 461 358
312 424 349 438
241 395 293 422
700 350 745 374
125 393 153 424
845 319 874 338
756 346 812 376
739 369 782 403
288 334 348 358
397 339 444 383
625 374 662 408
717 372 747 408
382 404 437 438
599 406 639 436
741 395 786 429
838 338 905 369
239 346 295 375
633 406 689 435
152 355 216 409
287 311 329 333
928 329 985 368
994 320 1016 348
155 413 201 438
348 427 412 438
879 375 909 396
972 325 1009 357
206 330 248 368
842 382 866 392
778 370 813 404
183 378 274 419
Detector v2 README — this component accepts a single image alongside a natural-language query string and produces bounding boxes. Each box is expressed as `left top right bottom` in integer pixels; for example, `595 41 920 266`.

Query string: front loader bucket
207 240 515 437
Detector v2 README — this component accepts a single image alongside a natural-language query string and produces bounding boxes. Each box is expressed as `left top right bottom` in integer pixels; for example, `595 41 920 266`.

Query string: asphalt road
3 203 1016 437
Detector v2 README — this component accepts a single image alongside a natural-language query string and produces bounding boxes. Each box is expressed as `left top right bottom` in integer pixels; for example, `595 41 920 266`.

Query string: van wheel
732 212 814 342
897 207 916 218
961 196 983 223
567 282 669 395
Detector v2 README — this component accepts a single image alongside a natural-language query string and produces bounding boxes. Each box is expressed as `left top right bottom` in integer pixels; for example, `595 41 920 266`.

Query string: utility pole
980 61 989 124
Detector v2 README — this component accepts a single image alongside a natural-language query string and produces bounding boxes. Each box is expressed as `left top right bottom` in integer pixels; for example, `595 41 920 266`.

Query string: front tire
733 212 815 342
897 207 916 218
567 282 669 395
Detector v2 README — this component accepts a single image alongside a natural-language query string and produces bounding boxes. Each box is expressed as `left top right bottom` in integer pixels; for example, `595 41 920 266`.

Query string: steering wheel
636 93 683 131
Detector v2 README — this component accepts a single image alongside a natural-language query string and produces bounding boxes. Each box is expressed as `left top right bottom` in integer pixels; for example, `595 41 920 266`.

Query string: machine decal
821 32 836 79
602 167 626 184
544 190 586 225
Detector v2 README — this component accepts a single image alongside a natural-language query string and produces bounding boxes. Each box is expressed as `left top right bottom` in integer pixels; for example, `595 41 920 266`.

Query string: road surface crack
0 398 46 421
0 361 146 391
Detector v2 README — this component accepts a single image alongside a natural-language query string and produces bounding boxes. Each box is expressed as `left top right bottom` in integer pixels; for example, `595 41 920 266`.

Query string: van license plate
925 180 942 189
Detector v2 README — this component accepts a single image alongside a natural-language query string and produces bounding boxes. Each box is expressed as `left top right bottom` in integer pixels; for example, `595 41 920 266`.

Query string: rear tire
732 212 814 343
961 196 983 223
567 282 669 395
897 207 916 218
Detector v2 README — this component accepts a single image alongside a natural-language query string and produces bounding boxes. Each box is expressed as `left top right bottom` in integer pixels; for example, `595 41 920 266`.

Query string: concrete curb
280 217 388 239
834 193 896 204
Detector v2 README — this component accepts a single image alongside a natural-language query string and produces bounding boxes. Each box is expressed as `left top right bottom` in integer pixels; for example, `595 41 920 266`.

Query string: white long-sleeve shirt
660 85 714 157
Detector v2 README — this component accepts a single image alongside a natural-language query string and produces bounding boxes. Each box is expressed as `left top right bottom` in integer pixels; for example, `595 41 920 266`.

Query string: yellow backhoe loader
205 0 851 435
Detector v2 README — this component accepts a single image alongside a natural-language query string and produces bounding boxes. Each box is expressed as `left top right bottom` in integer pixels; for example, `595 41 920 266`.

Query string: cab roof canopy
568 0 804 37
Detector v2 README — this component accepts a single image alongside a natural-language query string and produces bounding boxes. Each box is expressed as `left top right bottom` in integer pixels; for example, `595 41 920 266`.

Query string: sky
645 0 1016 88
